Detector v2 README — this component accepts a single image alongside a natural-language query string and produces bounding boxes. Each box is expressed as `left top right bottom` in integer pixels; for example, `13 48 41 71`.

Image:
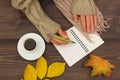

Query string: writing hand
50 28 69 45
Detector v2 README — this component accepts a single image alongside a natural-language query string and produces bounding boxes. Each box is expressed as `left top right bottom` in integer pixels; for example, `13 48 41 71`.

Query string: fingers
80 15 86 32
50 28 69 45
80 15 97 33
50 38 68 45
93 14 97 28
72 14 78 23
57 28 68 39
86 16 90 33
90 15 94 32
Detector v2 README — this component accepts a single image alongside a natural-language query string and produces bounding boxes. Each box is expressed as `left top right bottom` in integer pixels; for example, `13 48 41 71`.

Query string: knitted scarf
53 0 109 39
11 0 109 42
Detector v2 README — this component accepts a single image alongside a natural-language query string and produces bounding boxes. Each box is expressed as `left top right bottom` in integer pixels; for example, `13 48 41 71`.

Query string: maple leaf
84 54 115 77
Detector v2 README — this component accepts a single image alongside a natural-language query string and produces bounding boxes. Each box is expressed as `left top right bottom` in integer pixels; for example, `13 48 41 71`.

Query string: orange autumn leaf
84 54 115 77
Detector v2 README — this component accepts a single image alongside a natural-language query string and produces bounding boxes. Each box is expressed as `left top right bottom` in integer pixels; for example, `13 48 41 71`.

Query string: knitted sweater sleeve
11 0 60 42
71 0 96 15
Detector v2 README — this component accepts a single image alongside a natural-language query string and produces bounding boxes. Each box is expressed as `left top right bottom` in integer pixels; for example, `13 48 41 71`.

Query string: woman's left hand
73 14 97 33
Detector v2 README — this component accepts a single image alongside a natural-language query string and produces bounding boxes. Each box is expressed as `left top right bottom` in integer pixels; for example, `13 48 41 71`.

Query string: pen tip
73 41 75 43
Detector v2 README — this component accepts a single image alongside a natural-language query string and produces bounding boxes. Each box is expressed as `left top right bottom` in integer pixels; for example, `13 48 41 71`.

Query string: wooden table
0 0 120 80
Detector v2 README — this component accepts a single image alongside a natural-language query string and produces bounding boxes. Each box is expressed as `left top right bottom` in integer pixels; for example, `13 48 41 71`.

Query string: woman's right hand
50 28 69 45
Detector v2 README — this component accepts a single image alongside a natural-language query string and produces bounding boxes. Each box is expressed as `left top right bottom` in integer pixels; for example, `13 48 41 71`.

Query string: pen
53 35 75 43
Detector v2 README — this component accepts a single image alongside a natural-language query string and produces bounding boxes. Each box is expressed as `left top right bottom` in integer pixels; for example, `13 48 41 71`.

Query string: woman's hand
50 28 69 45
73 14 97 33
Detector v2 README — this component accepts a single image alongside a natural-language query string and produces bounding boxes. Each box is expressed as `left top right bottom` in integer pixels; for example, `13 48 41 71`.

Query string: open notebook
53 27 104 66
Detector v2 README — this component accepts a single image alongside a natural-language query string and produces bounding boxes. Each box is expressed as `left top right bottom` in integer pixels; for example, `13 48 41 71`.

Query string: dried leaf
46 62 66 78
44 79 50 80
24 64 37 80
84 54 115 77
36 56 47 79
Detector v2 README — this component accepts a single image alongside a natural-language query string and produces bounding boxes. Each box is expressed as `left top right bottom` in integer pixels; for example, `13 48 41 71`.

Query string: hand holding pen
50 28 74 45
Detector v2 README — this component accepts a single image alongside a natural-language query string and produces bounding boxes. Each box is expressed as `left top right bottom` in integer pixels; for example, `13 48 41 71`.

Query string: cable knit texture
53 0 110 39
11 0 60 42
71 0 96 15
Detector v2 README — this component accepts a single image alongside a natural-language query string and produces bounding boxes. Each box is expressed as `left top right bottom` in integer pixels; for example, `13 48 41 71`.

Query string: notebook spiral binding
70 29 89 53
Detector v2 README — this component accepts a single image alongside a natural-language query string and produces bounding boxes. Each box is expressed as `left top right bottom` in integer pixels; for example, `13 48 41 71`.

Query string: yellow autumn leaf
24 64 37 80
46 62 66 78
36 56 47 79
84 54 115 77
44 79 50 80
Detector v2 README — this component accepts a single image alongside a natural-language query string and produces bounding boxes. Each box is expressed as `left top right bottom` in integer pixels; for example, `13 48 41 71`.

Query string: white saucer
17 33 45 60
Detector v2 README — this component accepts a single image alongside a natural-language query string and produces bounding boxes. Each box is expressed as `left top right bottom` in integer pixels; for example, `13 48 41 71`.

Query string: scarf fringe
96 7 110 33
53 0 110 33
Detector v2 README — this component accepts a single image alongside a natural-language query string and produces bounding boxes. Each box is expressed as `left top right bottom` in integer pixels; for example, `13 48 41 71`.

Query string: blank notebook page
54 27 104 67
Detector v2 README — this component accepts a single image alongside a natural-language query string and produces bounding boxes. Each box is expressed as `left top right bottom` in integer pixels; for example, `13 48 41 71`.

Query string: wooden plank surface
0 0 120 80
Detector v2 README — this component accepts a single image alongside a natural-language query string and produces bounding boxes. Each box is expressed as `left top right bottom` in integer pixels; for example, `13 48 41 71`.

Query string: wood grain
0 0 120 80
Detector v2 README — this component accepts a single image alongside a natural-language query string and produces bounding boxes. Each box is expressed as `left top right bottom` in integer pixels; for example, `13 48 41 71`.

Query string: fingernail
87 31 90 33
73 15 78 23
82 28 86 32
64 36 68 39
87 29 91 33
91 27 95 32
74 19 77 23
73 19 77 23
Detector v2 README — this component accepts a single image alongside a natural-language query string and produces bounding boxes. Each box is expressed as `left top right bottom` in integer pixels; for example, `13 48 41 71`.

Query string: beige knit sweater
71 0 96 15
53 0 109 39
11 0 109 42
11 0 60 42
